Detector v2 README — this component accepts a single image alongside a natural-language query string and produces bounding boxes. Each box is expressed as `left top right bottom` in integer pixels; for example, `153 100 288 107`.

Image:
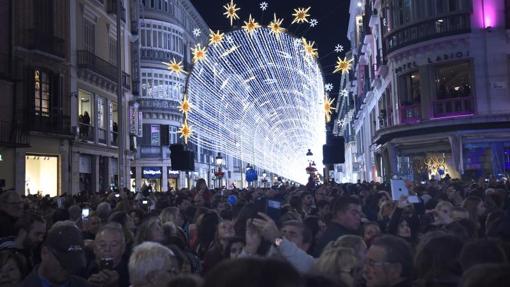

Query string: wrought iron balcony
384 13 471 53
27 111 71 135
399 104 421 124
19 29 65 58
77 50 131 89
0 121 30 147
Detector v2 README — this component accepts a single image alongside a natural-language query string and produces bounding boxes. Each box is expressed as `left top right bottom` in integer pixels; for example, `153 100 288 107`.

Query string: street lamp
262 170 267 188
214 152 224 188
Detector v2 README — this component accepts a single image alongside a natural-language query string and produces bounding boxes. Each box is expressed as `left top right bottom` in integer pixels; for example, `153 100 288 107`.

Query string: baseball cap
44 222 86 274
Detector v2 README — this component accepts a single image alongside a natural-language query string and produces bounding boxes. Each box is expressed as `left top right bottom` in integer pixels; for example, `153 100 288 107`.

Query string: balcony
106 0 126 22
399 104 421 124
111 131 118 146
384 13 471 53
140 146 162 158
77 50 130 89
28 111 71 135
140 48 180 63
0 121 30 147
432 96 474 119
79 123 95 142
19 29 65 58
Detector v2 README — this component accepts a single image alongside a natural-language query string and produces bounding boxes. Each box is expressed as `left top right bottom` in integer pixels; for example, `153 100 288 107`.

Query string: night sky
192 0 351 118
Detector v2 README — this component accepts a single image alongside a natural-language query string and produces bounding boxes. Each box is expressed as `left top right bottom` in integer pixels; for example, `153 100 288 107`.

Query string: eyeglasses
364 258 391 268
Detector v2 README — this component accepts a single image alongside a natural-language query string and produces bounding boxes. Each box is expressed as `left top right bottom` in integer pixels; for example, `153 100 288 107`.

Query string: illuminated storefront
142 167 162 192
167 168 179 192
25 154 59 197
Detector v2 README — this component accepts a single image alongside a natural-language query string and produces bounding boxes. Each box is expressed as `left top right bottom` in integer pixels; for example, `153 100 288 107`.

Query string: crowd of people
1 176 510 287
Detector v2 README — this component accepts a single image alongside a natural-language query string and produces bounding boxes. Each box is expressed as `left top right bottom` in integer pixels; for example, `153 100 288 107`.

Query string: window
97 97 106 129
169 126 177 144
151 125 160 146
434 61 472 100
34 70 50 117
83 19 95 53
398 71 420 105
109 37 117 65
110 102 118 145
78 89 94 126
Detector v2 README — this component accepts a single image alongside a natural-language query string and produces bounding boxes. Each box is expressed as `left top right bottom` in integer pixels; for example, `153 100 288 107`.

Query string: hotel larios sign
394 51 470 74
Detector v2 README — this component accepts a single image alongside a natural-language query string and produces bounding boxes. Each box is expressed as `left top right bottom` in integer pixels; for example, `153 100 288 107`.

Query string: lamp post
262 170 267 188
246 164 251 187
214 152 224 188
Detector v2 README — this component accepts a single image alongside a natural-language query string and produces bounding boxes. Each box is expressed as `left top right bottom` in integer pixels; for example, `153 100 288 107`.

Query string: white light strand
185 28 326 183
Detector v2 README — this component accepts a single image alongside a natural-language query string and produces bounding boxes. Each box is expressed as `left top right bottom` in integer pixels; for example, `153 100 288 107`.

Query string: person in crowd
82 214 101 240
313 245 357 286
203 218 236 273
459 238 507 272
363 235 414 287
21 221 89 287
461 263 510 287
362 222 381 247
203 257 303 287
387 197 419 244
0 190 24 237
414 233 463 287
128 242 177 287
85 222 129 287
0 249 28 287
462 196 486 236
9 212 46 269
134 217 165 245
96 202 112 224
301 192 316 217
224 237 244 259
108 211 136 249
314 196 362 256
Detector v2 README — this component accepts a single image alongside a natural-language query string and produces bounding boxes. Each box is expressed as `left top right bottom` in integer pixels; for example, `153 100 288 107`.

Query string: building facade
69 0 137 194
337 0 510 182
0 0 72 196
131 0 210 192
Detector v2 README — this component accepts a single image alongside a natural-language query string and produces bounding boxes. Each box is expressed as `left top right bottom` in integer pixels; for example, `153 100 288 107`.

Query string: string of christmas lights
184 28 326 183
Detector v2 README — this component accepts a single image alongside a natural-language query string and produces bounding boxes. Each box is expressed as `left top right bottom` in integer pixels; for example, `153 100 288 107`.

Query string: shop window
435 61 472 100
110 102 118 146
25 155 58 197
83 19 95 53
34 69 50 117
97 97 107 144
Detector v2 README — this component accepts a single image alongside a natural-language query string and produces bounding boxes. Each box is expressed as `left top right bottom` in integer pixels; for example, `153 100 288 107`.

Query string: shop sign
142 167 162 178
395 51 470 74
168 169 179 177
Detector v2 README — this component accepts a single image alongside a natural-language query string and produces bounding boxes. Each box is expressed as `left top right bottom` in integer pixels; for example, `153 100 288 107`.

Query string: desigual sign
143 168 162 177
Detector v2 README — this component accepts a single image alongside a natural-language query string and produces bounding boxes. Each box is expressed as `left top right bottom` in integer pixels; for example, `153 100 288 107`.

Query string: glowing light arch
185 27 326 183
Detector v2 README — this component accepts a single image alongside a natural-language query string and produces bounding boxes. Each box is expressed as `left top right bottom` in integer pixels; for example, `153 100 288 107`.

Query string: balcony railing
399 104 421 124
77 50 131 89
111 131 118 146
28 111 71 134
79 123 95 142
384 13 471 53
432 96 474 119
140 146 162 158
98 128 107 144
140 48 179 63
0 121 30 147
19 29 65 58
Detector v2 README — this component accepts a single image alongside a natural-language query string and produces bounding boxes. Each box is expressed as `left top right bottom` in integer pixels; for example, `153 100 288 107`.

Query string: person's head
40 221 86 284
225 237 245 259
68 205 82 222
364 235 413 287
281 220 313 252
377 200 394 220
332 196 362 231
0 249 28 287
96 202 112 223
451 207 470 222
459 239 507 271
135 217 164 245
94 223 126 268
396 219 411 239
83 214 101 235
334 235 367 263
130 209 145 226
301 192 314 208
203 258 303 287
363 222 381 246
197 212 220 247
15 212 46 249
313 246 357 286
0 191 23 218
109 211 136 233
461 263 510 287
462 196 485 220
160 207 184 227
216 219 235 243
129 242 177 287
196 178 208 192
414 234 463 281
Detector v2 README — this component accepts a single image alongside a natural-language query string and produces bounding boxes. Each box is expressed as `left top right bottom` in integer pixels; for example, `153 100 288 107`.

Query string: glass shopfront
25 154 58 196
142 167 162 192
167 168 179 192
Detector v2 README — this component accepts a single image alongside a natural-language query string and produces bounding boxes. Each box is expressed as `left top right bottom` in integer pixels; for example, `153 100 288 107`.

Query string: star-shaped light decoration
209 30 225 45
309 18 318 27
334 44 344 53
242 14 260 35
178 121 192 144
340 89 349 97
292 7 311 24
333 57 353 74
260 1 268 11
178 94 191 115
301 37 318 59
223 0 240 26
268 14 285 38
324 96 336 123
163 58 185 75
193 28 201 37
191 43 207 63
337 118 345 127
324 83 333 92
